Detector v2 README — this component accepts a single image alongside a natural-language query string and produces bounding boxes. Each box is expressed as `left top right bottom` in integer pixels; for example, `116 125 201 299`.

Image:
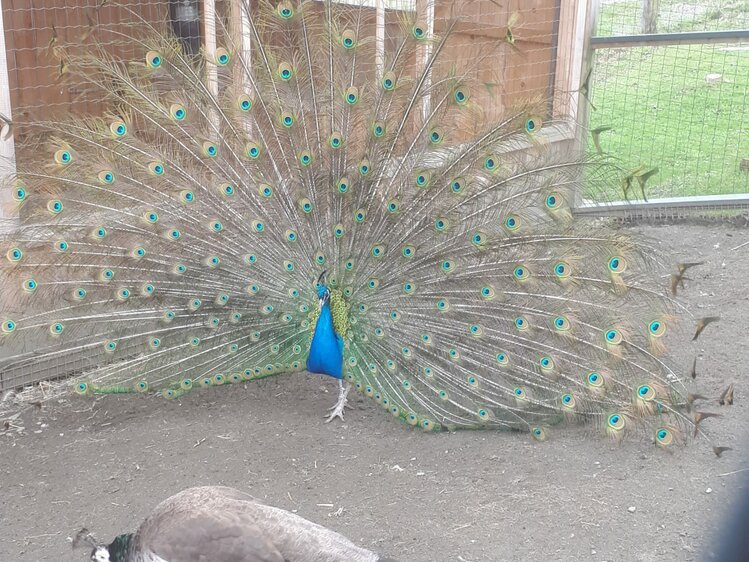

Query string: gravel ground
1 222 747 562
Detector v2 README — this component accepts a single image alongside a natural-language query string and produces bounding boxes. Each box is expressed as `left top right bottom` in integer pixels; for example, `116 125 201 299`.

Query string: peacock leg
324 379 350 423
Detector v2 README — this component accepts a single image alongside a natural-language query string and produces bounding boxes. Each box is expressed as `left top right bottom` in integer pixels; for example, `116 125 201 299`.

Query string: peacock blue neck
107 534 132 562
306 285 344 379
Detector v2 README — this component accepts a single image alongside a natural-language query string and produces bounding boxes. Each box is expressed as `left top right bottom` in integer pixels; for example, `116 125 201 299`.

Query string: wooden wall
2 0 169 126
2 0 560 134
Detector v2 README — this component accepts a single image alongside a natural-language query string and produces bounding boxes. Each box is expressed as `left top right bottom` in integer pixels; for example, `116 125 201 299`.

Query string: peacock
0 0 730 451
73 486 398 561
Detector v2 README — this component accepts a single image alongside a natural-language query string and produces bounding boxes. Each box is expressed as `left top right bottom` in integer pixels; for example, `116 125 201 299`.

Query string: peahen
74 485 398 561
0 1 728 450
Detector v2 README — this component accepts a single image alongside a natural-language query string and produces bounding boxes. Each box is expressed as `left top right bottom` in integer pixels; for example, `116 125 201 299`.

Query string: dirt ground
1 222 748 562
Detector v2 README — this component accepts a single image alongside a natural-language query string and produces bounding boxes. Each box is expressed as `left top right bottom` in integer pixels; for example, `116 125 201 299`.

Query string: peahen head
90 546 110 561
82 533 131 562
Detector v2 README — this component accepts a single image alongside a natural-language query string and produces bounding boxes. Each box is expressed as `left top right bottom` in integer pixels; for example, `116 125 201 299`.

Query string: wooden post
203 0 219 128
641 0 659 35
375 0 385 78
0 3 17 234
572 0 599 209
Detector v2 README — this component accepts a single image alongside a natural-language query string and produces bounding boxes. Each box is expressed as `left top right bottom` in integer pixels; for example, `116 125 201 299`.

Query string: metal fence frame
574 0 749 218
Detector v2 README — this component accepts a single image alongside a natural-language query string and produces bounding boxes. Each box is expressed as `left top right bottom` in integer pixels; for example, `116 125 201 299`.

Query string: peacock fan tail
0 1 728 451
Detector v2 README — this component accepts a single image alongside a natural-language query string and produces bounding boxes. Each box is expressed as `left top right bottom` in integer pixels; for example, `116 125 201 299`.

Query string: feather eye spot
480 286 495 300
504 214 521 231
98 171 115 184
525 117 541 133
434 217 449 232
605 329 622 344
54 240 69 253
553 261 571 278
358 159 371 175
403 282 415 294
259 184 273 198
299 150 313 166
545 193 561 210
429 129 443 144
649 320 666 337
514 316 528 331
7 247 23 262
436 298 449 312
513 265 529 280
453 88 468 104
281 113 295 128
450 178 464 194
553 315 570 331
329 132 343 148
441 260 455 273
180 190 195 203
561 394 576 409
246 143 261 159
333 224 345 238
47 199 63 214
608 256 627 273
387 200 400 213
54 149 72 166
2 319 16 333
341 29 357 49
587 372 604 387
146 51 162 68
22 278 37 293
531 427 546 441
637 385 656 401
13 186 27 201
607 413 625 431
372 122 386 138
277 2 294 18
655 427 673 446
148 161 164 176
215 48 231 66
169 104 186 121
277 62 293 81
382 71 396 91
401 245 415 258
238 94 253 112
110 120 127 137
412 23 426 39
337 177 349 194
299 198 313 213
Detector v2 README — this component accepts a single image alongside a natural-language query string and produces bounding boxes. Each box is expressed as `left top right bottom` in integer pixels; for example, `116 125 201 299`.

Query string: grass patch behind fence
586 0 748 201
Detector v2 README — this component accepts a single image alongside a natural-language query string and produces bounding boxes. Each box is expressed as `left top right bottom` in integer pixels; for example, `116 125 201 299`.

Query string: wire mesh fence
585 0 749 207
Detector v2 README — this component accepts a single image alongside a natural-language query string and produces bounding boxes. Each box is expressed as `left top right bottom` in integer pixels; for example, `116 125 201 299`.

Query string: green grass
586 0 749 200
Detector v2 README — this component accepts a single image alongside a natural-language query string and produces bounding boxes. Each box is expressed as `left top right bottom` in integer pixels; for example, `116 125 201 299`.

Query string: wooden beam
591 29 749 49
434 21 553 44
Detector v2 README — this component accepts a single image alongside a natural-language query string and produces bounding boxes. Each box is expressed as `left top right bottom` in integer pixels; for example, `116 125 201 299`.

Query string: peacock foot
325 380 351 423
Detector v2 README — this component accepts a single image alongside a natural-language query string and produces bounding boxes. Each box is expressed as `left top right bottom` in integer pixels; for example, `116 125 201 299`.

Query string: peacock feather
0 1 728 451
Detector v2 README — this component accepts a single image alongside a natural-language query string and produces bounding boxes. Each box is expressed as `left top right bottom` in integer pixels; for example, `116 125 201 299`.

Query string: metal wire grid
0 0 562 127
597 0 749 36
585 0 749 208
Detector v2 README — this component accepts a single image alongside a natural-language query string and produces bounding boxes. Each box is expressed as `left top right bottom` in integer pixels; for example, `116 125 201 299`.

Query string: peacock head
316 270 330 303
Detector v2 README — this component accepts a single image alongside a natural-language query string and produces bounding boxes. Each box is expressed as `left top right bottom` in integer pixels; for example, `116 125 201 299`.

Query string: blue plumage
306 285 343 379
